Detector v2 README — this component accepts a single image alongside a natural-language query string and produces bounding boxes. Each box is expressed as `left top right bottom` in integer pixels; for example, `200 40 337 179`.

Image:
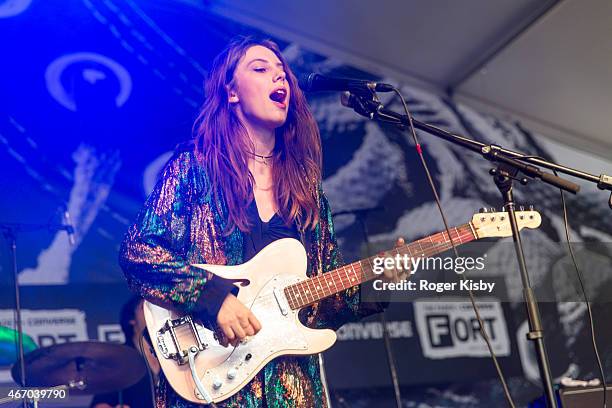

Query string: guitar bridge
156 315 208 365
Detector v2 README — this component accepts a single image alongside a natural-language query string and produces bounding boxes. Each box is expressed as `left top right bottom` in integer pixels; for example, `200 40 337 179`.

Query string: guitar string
286 228 475 308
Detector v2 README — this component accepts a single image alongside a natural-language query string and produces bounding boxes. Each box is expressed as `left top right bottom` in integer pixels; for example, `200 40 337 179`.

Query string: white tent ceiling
205 0 612 160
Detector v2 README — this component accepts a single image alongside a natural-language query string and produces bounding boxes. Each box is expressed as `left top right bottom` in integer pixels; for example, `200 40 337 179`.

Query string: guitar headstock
471 209 541 239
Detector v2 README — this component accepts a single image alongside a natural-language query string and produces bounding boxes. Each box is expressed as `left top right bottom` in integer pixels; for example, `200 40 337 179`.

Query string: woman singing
120 36 384 407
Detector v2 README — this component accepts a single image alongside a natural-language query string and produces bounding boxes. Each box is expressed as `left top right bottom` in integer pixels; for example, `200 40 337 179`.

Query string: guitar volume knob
212 378 223 389
227 368 237 379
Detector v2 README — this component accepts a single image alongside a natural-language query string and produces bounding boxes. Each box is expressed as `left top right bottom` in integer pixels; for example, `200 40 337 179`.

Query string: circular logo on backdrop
0 0 32 18
45 52 132 112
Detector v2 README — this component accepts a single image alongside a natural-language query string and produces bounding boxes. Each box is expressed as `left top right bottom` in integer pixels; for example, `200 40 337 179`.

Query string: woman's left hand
382 237 410 283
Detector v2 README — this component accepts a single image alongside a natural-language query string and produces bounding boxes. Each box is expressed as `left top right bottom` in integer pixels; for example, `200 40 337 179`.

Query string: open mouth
269 88 287 104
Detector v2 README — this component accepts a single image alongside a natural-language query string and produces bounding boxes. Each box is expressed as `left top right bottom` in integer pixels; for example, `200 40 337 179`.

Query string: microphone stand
332 206 402 408
341 92 612 408
0 221 74 408
342 92 612 197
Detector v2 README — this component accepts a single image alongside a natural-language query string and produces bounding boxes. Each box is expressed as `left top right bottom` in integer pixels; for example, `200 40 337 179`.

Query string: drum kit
0 326 147 407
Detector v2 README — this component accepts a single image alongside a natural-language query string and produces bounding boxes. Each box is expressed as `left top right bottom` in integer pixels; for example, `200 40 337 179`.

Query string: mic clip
340 91 382 120
340 91 405 130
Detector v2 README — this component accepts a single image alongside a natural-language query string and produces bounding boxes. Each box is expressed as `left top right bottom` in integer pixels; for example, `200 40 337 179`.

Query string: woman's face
228 45 290 132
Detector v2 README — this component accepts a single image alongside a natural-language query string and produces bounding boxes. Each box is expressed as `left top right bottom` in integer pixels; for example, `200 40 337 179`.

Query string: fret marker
316 286 320 290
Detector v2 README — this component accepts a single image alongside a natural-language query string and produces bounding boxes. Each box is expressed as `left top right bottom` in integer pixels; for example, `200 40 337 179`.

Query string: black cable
392 87 517 408
554 169 607 408
138 332 158 408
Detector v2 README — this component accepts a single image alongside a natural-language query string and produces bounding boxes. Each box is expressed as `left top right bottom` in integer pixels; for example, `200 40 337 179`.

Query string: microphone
299 73 394 93
63 209 76 246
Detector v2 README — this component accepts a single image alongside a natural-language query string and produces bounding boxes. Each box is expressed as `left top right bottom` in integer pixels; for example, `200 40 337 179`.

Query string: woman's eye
254 67 267 73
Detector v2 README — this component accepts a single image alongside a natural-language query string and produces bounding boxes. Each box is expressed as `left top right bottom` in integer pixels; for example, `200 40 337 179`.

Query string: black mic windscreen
298 73 320 92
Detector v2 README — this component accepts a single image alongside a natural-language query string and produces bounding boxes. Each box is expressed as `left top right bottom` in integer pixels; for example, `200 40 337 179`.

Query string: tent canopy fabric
205 0 612 159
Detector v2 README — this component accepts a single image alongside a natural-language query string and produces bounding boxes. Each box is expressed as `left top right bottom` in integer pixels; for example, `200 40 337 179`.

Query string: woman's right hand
216 294 262 347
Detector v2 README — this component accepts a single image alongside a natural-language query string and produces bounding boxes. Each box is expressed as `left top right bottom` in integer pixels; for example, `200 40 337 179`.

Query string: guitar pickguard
195 274 309 400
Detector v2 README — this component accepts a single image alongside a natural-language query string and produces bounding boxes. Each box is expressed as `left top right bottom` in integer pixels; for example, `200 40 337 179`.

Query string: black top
242 199 300 262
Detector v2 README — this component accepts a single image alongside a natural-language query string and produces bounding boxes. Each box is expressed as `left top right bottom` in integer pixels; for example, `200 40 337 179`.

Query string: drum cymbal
0 326 37 366
11 341 146 394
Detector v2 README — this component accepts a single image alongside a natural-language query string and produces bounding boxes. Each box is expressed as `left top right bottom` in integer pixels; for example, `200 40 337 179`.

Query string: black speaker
559 386 612 407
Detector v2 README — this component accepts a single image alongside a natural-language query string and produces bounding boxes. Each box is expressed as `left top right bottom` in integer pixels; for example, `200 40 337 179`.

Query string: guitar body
144 238 337 404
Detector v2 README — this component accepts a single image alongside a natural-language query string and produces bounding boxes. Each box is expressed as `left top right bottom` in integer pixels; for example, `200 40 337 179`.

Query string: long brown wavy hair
193 36 322 233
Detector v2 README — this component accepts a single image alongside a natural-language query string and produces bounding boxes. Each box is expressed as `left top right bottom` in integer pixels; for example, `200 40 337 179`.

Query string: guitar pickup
157 315 208 365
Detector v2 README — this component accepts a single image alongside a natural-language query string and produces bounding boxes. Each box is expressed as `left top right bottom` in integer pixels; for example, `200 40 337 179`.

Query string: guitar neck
284 223 476 309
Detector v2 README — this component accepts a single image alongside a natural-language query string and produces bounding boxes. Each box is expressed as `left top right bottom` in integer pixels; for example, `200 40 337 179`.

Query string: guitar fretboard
283 223 475 310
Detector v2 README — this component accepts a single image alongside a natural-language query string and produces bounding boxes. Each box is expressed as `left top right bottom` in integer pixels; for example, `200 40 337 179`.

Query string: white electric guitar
144 209 541 404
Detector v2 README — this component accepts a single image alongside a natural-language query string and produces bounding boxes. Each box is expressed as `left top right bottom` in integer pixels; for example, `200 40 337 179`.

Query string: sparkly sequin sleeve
119 150 212 314
306 189 383 330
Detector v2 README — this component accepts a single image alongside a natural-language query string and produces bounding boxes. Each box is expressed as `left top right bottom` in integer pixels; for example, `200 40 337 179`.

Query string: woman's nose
274 70 286 82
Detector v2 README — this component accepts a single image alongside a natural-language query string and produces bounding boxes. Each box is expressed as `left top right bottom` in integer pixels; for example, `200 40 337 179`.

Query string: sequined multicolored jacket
119 146 381 407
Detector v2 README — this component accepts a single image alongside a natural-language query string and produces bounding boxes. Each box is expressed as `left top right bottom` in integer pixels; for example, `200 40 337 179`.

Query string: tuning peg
490 207 496 212
528 204 534 211
519 205 525 211
479 208 488 213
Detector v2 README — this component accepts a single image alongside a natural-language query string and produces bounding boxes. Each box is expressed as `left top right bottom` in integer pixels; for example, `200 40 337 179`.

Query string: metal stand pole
354 211 403 408
491 165 558 408
2 227 27 408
